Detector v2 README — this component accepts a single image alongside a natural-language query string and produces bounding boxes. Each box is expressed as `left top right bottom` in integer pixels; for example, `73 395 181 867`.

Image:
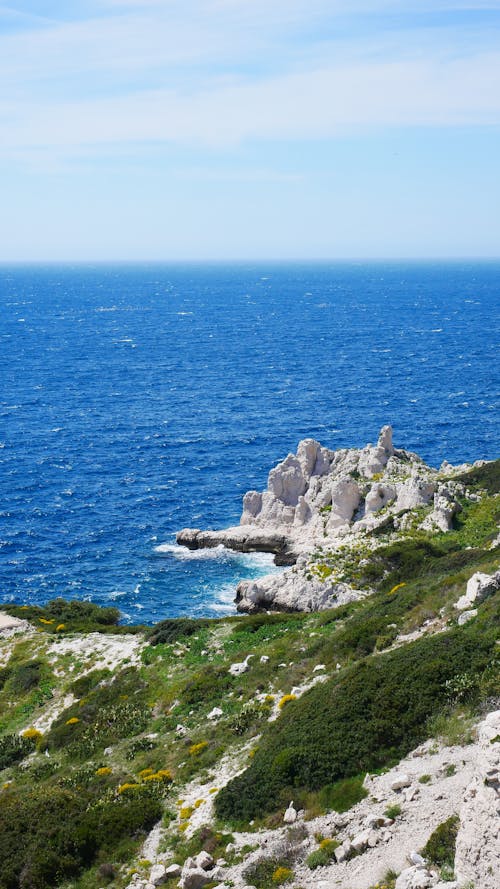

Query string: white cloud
1 52 499 155
1 1 499 161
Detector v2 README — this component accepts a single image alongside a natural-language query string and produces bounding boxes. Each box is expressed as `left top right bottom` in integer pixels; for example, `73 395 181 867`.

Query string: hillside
0 456 498 889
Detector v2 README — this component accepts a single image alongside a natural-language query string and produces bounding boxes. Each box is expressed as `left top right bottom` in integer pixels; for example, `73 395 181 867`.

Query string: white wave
154 542 280 572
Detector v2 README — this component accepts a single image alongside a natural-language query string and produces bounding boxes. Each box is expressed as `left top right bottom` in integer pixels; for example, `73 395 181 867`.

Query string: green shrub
244 857 292 889
306 838 339 869
421 815 460 868
2 599 127 634
6 660 42 694
384 804 401 820
146 617 211 646
319 775 367 812
180 664 233 708
215 619 497 823
306 849 331 869
46 668 150 757
70 668 112 697
0 783 161 889
0 733 34 770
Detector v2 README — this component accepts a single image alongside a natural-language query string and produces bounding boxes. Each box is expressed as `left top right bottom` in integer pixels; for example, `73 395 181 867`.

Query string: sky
1 1 500 260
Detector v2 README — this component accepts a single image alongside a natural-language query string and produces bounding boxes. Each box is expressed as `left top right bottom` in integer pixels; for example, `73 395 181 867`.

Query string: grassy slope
0 462 498 888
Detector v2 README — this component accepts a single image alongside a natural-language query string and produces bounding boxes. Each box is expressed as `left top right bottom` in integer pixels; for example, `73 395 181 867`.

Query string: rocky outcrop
455 570 500 611
236 567 367 613
174 426 484 613
454 709 500 889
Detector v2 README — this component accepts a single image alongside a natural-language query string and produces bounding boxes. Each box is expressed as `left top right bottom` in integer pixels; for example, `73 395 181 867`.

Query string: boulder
179 859 211 889
395 867 434 889
229 656 253 676
457 609 477 626
351 828 377 851
195 851 214 871
149 864 166 886
391 773 412 791
283 802 297 824
456 570 500 611
164 864 182 878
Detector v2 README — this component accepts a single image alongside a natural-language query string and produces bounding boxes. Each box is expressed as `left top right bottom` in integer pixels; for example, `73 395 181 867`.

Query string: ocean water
0 262 498 623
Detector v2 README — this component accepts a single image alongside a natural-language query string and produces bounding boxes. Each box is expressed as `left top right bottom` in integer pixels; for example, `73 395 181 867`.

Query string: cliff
175 427 491 613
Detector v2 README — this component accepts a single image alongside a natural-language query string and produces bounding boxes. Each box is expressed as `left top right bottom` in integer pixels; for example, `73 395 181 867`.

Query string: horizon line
1 256 500 266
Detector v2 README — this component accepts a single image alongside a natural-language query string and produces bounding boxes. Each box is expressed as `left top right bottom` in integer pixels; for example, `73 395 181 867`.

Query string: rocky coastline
175 426 484 613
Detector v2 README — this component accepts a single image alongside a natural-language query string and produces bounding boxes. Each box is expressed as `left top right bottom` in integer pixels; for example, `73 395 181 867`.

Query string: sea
0 262 498 624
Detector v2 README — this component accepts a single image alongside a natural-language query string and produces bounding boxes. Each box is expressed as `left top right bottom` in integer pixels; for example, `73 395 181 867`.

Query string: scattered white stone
195 851 214 871
260 655 270 664
391 773 412 791
229 655 253 676
283 801 297 824
457 609 478 625
407 851 426 866
207 707 223 720
149 863 166 885
395 866 434 889
313 664 326 672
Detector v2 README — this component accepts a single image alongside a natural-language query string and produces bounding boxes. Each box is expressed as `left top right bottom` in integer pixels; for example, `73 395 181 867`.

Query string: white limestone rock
283 802 297 824
229 655 253 676
391 773 412 791
455 569 500 611
365 482 396 514
457 609 477 626
236 568 366 614
395 866 434 889
455 710 500 889
149 864 166 886
420 485 461 533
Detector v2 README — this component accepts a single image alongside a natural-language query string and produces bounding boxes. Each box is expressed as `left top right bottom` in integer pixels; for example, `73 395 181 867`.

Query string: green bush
0 783 161 889
319 775 367 812
6 660 42 695
46 668 150 757
384 804 401 820
215 619 497 823
421 815 460 868
2 599 137 634
0 734 34 770
146 617 211 646
306 849 331 869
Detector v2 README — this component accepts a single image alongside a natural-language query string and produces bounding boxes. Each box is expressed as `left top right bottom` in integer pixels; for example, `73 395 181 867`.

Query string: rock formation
174 426 482 612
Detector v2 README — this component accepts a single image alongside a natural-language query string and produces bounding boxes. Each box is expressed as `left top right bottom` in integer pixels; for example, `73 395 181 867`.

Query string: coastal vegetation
0 460 498 888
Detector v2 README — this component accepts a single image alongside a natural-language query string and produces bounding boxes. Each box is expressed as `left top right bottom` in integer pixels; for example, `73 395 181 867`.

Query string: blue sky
1 1 500 260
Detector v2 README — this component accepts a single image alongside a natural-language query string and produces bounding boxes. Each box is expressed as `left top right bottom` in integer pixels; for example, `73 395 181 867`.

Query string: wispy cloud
1 1 499 159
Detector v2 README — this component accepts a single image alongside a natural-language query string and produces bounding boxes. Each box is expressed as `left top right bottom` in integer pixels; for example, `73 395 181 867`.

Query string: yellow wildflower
22 728 42 741
65 717 80 725
96 767 112 776
278 694 297 709
188 740 208 756
117 783 140 794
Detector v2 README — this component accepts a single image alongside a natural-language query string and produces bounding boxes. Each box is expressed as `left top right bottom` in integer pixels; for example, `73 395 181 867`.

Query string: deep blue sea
0 262 498 623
